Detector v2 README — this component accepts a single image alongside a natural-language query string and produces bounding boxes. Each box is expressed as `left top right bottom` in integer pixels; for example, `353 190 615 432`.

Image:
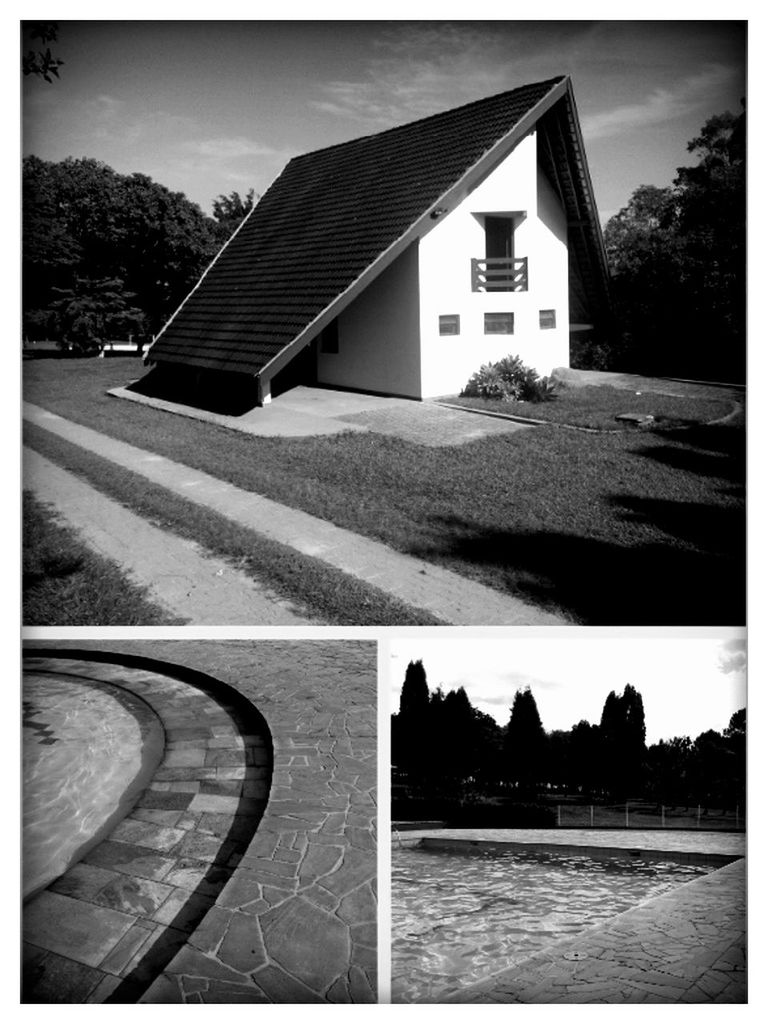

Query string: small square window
320 320 339 353
439 314 460 336
539 309 556 330
484 312 514 335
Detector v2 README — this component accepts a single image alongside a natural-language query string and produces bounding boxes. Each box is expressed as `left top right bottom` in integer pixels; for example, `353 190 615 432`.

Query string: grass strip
24 361 745 624
23 490 183 625
24 422 440 626
443 386 736 430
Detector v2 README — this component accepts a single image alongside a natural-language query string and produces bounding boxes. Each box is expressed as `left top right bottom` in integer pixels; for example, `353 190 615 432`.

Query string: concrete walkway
110 383 533 446
25 448 314 625
394 829 745 1004
24 403 563 625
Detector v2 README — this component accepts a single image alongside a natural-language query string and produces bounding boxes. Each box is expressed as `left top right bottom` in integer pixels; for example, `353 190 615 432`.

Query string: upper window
484 312 514 335
539 309 556 330
439 314 460 336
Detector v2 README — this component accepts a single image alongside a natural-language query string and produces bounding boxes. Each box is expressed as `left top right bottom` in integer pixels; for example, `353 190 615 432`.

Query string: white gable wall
316 241 422 398
417 130 569 398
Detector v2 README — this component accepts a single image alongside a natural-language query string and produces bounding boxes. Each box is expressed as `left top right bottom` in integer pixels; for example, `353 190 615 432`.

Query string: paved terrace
397 829 745 1004
23 642 376 1004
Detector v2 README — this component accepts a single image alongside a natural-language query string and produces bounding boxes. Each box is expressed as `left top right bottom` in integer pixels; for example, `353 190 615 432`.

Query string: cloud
581 63 737 141
718 638 747 675
309 23 533 128
184 136 288 161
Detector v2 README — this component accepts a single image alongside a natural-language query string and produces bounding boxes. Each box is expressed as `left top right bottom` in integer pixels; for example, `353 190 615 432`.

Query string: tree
212 189 256 241
503 687 546 794
603 107 746 381
22 22 64 83
392 660 431 781
22 156 221 340
599 684 646 798
50 276 145 352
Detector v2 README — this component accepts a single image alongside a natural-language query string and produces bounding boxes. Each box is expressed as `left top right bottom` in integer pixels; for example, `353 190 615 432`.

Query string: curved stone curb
23 642 378 1004
23 654 271 1004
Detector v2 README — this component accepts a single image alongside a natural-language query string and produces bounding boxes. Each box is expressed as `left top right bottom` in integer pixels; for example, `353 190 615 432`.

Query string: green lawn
444 385 738 430
23 491 182 625
24 359 746 624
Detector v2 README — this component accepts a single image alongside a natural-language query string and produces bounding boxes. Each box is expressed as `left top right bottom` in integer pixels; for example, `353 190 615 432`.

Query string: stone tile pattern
400 830 745 1004
23 642 377 1004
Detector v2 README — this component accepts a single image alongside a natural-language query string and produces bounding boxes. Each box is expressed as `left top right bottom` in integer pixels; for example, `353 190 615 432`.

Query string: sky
21 18 746 224
389 634 746 745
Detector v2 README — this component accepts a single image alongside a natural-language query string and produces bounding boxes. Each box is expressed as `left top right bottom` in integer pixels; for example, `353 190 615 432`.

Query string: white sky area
389 634 746 746
20 15 746 224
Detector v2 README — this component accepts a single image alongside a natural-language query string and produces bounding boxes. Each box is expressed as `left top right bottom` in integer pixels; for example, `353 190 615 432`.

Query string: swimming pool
22 670 165 898
392 843 711 1002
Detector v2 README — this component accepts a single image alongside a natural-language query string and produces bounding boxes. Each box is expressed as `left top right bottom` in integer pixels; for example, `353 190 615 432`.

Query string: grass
24 423 440 626
23 491 182 625
24 360 746 624
444 385 738 430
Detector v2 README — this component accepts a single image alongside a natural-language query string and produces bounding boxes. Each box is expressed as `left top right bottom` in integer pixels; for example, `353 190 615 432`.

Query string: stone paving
24 402 563 625
396 829 745 1004
23 642 377 1003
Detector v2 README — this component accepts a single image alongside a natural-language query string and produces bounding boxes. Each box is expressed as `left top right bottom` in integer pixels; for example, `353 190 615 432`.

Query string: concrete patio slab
109 383 532 445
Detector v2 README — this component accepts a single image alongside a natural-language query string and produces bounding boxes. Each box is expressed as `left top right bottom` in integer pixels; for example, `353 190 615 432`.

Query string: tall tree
504 687 546 794
599 684 647 798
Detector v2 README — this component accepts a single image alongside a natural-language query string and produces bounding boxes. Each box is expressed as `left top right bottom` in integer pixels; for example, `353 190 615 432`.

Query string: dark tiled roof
149 76 566 376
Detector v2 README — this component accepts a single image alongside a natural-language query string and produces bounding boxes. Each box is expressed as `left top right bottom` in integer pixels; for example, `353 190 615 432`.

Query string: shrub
461 355 558 403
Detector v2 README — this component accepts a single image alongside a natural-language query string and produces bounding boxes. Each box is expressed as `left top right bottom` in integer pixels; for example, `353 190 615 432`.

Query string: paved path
25 448 313 626
24 642 377 1003
111 383 533 445
395 829 745 1004
24 403 563 625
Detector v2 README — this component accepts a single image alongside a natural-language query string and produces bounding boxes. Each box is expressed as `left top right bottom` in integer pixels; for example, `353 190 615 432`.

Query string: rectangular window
539 309 556 330
439 314 460 336
484 312 515 335
320 320 339 353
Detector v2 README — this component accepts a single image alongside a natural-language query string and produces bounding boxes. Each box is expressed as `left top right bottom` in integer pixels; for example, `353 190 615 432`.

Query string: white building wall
418 130 570 398
316 242 422 398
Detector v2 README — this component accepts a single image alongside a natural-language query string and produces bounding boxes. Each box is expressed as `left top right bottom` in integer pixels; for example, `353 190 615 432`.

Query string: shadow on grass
425 510 745 625
637 423 745 483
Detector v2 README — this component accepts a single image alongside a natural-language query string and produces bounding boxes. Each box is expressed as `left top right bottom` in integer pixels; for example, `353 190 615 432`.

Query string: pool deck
23 642 376 1004
397 829 745 1004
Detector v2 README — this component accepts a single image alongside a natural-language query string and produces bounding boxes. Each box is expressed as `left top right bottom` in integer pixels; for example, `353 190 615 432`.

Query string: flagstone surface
23 641 376 1004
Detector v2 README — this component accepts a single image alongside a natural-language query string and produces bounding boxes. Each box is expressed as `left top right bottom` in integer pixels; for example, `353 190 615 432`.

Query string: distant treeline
392 660 745 810
22 154 255 349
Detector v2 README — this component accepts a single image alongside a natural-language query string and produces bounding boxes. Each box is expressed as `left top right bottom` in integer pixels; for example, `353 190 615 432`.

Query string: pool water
392 843 710 1002
23 670 165 898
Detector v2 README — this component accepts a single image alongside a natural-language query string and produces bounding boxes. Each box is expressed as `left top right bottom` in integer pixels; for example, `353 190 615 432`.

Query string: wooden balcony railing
471 256 528 292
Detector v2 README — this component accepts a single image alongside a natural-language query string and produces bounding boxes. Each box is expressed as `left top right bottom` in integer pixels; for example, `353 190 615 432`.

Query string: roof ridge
290 75 567 164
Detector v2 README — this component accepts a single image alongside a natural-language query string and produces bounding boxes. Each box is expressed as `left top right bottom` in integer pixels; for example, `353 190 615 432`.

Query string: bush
461 355 558 403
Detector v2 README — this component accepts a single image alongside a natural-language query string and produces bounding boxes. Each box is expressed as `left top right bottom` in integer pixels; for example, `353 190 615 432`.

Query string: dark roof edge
564 78 611 295
259 75 571 386
144 172 282 365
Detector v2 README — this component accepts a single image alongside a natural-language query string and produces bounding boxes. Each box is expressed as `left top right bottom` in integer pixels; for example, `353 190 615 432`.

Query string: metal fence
553 801 743 831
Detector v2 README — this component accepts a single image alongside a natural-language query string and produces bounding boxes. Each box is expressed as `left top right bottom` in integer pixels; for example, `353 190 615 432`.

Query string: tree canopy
22 156 228 346
603 106 745 382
